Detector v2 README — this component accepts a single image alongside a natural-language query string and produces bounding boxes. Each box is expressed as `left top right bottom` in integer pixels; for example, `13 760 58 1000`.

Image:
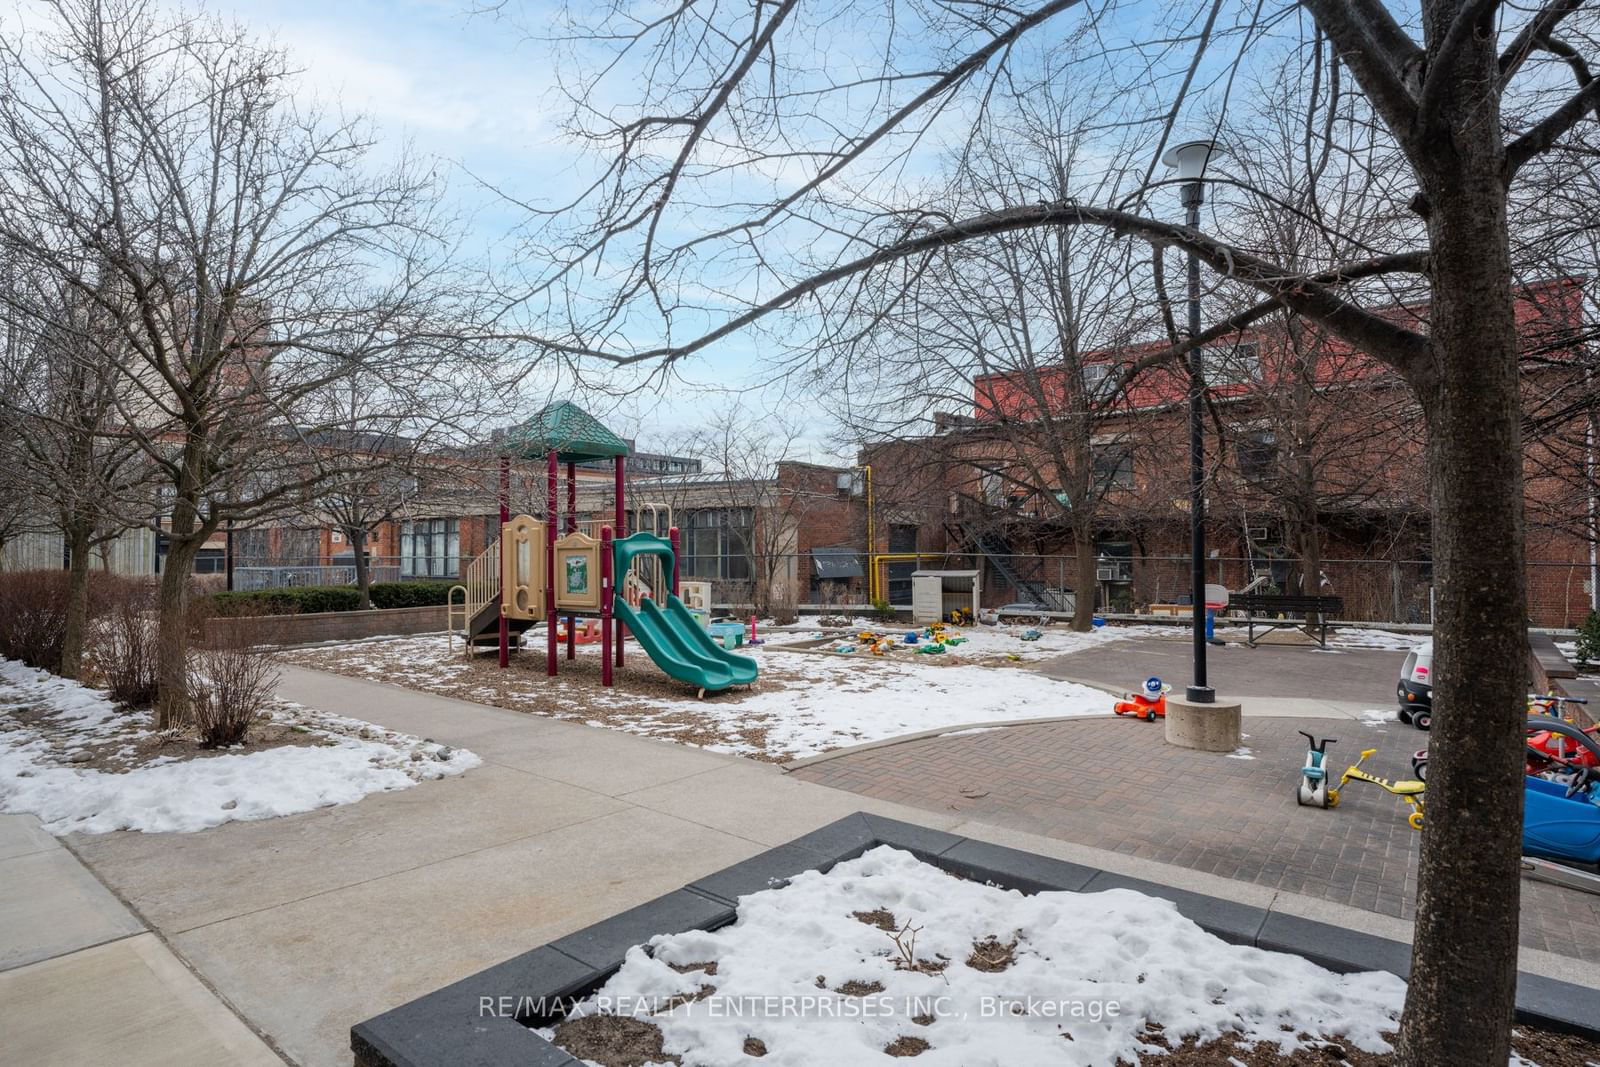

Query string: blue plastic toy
1296 731 1337 808
1523 776 1600 864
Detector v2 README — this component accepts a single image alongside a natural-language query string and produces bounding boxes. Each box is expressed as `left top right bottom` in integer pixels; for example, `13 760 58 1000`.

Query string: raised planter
350 812 1598 1067
205 605 445 648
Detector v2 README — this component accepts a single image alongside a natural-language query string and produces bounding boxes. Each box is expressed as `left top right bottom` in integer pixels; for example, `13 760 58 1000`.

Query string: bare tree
479 0 1600 1058
655 404 830 615
0 265 155 677
817 99 1161 629
0 0 481 724
298 351 503 608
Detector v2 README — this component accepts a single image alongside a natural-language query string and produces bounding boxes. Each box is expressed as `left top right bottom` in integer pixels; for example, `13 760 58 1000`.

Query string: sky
191 0 846 461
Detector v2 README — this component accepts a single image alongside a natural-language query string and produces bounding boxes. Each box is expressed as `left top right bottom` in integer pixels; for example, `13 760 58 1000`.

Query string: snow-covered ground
759 620 1165 662
0 659 480 834
542 844 1407 1066
1326 627 1430 651
283 633 1116 761
677 654 1109 757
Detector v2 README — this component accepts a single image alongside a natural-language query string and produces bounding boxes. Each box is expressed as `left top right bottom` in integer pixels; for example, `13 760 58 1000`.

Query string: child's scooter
1332 748 1427 830
1296 732 1337 808
1114 677 1170 721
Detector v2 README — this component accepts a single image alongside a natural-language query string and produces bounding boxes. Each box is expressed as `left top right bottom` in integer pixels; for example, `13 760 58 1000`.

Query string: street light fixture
1161 137 1222 703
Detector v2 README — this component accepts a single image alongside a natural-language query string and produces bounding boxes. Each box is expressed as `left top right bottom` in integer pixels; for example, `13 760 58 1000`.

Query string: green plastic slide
608 532 758 693
613 594 757 693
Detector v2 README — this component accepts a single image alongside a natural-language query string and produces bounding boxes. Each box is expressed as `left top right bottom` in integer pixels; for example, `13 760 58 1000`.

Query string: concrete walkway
59 665 1599 1067
0 814 284 1067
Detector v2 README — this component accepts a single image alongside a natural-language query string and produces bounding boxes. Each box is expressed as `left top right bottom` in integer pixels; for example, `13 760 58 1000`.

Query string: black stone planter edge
351 811 1599 1067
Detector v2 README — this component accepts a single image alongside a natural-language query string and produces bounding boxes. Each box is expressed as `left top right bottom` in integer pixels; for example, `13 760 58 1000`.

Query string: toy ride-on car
1396 641 1433 729
1114 677 1170 722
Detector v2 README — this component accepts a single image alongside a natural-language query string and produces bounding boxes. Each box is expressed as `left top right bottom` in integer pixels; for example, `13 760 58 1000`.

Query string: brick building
858 277 1597 626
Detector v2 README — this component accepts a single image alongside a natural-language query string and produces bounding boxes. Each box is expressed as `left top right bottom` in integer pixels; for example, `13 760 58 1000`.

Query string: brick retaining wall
205 604 446 647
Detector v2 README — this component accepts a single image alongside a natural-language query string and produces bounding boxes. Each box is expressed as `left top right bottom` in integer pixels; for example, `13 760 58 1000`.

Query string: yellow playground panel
500 515 545 620
553 530 601 612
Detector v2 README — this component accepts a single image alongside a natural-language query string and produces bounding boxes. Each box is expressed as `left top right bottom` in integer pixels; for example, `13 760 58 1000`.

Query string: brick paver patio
791 714 1600 964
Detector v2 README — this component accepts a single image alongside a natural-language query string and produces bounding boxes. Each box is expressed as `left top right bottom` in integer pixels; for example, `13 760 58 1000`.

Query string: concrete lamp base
1164 694 1243 752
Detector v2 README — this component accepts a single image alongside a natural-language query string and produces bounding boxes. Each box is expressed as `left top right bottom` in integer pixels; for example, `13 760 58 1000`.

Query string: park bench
1227 593 1344 649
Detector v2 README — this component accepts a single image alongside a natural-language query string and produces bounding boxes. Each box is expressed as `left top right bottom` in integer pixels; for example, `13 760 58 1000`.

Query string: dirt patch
853 908 898 932
965 935 1018 973
0 693 329 775
81 718 328 772
1118 1026 1600 1065
1510 1026 1600 1067
667 961 718 976
550 1014 681 1067
281 637 807 760
833 980 885 997
742 1036 768 1057
884 1035 931 1057
911 1013 936 1026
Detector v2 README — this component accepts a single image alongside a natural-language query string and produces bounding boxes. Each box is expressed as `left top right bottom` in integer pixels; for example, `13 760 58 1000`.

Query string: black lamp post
1162 138 1221 704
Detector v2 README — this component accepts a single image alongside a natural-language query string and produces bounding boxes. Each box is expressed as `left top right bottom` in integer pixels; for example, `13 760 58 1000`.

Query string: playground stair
449 541 536 650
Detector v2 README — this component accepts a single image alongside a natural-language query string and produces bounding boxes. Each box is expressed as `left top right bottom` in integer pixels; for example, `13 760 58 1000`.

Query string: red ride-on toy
1115 677 1171 722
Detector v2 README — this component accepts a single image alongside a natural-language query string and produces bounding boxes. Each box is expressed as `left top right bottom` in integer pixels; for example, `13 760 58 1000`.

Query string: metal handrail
446 585 468 651
453 541 501 651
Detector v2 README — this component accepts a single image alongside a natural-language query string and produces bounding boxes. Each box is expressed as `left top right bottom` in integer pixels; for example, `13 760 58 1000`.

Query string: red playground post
669 526 681 597
566 461 577 660
613 454 626 669
546 450 558 677
600 526 614 687
498 455 510 669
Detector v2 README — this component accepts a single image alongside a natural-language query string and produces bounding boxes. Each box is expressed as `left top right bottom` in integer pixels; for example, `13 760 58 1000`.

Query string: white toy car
1397 641 1433 730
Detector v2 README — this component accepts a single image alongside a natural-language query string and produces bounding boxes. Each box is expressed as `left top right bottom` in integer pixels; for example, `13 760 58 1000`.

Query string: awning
812 546 865 579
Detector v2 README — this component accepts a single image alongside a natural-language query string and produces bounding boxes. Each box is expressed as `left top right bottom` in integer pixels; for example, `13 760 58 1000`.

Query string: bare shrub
97 594 160 708
0 570 70 671
765 586 799 627
188 608 282 747
0 570 147 674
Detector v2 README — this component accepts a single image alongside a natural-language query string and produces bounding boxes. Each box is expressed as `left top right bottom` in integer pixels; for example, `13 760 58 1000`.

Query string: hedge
208 580 458 616
368 581 458 609
210 586 364 616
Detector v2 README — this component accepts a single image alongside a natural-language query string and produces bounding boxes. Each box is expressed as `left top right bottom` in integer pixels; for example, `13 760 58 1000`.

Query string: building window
193 548 226 574
1238 430 1279 480
1203 342 1260 386
1082 362 1119 399
400 519 459 578
1091 445 1135 491
681 508 752 581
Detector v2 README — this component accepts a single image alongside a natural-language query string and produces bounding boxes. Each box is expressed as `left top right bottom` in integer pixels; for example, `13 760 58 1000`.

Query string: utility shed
910 570 981 624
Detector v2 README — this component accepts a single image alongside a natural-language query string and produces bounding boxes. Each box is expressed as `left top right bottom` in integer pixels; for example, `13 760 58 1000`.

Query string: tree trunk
1072 518 1097 631
155 534 203 729
350 527 372 609
1393 146 1526 1067
59 522 92 679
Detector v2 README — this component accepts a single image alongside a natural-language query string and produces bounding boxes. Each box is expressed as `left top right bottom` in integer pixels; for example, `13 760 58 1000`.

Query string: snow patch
0 659 480 835
544 845 1406 1066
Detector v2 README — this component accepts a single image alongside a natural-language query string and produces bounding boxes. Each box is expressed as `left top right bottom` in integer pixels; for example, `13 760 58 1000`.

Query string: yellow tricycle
1330 748 1427 830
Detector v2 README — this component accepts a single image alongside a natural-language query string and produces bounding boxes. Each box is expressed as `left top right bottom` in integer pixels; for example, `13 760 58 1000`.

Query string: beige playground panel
500 515 545 620
553 531 601 612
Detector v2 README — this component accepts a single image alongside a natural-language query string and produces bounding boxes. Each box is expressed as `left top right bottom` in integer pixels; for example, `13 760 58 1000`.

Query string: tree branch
1299 0 1423 144
1505 73 1600 175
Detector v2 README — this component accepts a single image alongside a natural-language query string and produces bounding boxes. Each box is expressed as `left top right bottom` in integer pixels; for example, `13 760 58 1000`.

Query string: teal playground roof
502 401 631 463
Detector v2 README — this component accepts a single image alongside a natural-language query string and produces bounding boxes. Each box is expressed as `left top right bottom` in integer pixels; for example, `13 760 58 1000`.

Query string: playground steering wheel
1523 715 1600 794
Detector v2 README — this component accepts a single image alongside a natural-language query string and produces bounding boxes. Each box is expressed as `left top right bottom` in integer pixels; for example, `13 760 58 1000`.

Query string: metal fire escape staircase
957 521 1054 607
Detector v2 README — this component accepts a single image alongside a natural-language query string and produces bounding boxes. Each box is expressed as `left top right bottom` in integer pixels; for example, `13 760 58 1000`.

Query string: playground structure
448 402 758 696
